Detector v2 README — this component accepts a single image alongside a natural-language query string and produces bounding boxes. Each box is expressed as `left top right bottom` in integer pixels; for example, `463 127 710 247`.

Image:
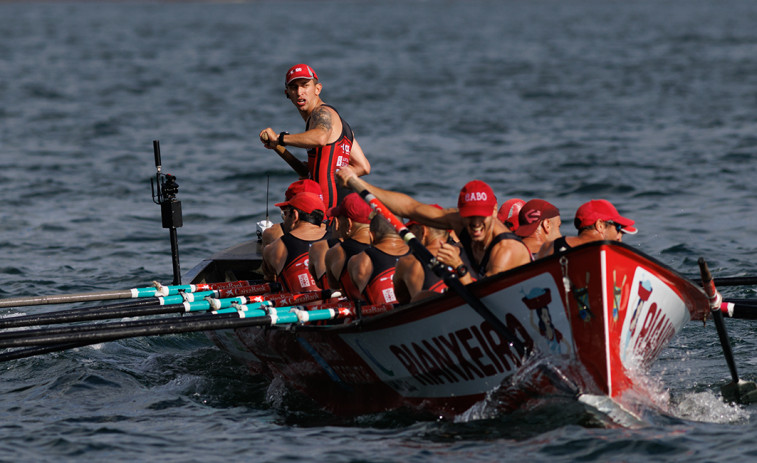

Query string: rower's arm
392 256 422 305
259 106 335 150
485 241 531 276
348 138 371 177
324 246 344 291
336 166 456 230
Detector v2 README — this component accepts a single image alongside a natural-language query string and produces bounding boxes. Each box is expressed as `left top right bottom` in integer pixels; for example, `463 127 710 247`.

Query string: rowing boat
185 238 709 423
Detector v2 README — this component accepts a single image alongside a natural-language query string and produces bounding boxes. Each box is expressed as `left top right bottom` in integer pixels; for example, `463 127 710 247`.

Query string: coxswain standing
259 64 371 212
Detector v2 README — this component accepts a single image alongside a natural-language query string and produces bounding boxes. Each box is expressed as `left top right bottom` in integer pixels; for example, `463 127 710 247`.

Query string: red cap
326 193 373 224
497 198 526 231
405 204 443 228
457 180 497 218
514 199 560 237
285 179 322 201
285 64 319 86
275 192 326 214
574 199 637 234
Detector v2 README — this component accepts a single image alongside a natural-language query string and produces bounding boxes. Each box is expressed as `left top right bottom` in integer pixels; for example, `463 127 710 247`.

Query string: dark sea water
2 0 757 461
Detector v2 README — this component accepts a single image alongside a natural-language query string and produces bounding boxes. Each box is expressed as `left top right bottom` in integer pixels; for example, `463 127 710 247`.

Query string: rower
262 192 329 292
323 193 373 299
393 207 453 304
537 199 637 258
347 215 410 306
514 199 562 259
336 166 531 281
260 179 324 251
497 198 525 233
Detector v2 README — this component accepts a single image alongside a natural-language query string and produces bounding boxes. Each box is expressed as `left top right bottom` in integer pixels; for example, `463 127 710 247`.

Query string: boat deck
185 239 264 284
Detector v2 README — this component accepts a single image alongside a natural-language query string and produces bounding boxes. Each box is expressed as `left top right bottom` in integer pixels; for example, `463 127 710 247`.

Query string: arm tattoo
310 106 333 132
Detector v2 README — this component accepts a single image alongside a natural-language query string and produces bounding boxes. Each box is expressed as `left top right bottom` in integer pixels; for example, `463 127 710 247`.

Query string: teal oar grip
131 287 161 298
158 290 215 305
271 310 299 324
131 284 194 298
184 300 212 312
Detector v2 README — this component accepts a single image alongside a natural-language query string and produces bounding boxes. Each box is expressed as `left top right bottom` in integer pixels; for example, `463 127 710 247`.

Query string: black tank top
552 236 573 255
305 104 354 210
362 247 410 305
459 230 525 279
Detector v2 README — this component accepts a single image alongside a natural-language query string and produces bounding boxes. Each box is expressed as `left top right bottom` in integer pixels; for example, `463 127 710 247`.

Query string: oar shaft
0 303 194 341
261 132 309 178
0 283 281 330
0 310 261 348
0 304 352 350
0 289 138 309
720 300 757 319
713 277 757 287
0 342 92 363
0 299 164 330
699 258 740 384
0 280 272 309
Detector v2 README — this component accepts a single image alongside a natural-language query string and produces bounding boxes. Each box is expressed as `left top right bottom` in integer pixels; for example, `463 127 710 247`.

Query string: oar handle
261 132 310 178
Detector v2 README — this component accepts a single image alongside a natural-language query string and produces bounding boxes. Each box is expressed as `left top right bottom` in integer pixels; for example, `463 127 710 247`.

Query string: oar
0 291 341 344
687 275 757 287
0 342 93 363
0 298 276 347
712 276 757 287
699 258 757 403
719 299 757 320
0 279 267 309
0 300 391 363
0 290 342 344
0 282 282 330
344 175 581 397
261 133 309 178
0 304 355 361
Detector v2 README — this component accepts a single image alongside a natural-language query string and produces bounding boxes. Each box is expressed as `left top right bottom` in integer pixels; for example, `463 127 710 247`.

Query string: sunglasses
605 221 623 233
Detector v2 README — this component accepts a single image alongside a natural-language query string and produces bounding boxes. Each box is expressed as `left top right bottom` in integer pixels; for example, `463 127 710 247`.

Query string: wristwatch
278 131 289 146
455 264 468 278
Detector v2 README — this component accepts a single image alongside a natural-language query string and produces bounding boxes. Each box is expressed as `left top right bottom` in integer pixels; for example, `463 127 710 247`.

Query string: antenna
265 174 270 223
256 173 274 246
150 140 183 285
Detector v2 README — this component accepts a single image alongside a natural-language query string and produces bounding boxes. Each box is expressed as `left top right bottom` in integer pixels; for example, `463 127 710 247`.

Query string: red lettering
422 339 463 383
637 302 659 340
437 333 480 380
480 321 518 371
471 324 503 373
506 313 534 353
391 344 435 386
411 342 445 385
456 328 494 377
